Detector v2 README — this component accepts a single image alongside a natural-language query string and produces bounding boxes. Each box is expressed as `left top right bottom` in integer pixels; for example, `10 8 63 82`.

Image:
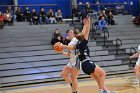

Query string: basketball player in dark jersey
74 16 117 93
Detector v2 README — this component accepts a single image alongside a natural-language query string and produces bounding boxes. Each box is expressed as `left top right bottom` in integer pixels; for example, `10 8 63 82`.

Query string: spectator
47 9 57 24
39 8 48 24
4 10 13 26
85 3 92 15
107 11 115 25
132 16 140 26
24 7 31 22
15 7 23 22
55 9 63 23
51 29 63 45
92 10 98 19
0 12 4 29
102 10 107 19
30 9 39 25
98 13 103 21
85 3 96 19
63 30 71 45
7 6 14 22
98 16 108 32
72 5 82 21
72 5 80 17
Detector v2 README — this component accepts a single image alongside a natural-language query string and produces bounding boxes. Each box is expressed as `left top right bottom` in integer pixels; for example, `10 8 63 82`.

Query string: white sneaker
99 89 106 93
106 91 118 93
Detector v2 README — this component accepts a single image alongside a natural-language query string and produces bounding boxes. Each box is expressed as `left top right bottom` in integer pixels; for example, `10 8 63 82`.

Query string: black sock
70 83 72 87
72 91 77 93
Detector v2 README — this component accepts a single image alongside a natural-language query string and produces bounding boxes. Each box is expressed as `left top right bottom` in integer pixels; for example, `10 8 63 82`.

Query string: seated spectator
98 13 103 21
98 10 107 21
15 7 24 22
7 6 14 21
98 16 108 32
85 3 92 15
55 9 63 23
0 12 4 29
30 9 39 25
102 10 107 19
39 8 48 24
132 16 140 26
92 10 98 19
72 5 82 21
63 30 71 45
3 10 13 26
85 3 97 19
72 5 80 17
51 29 63 45
24 7 31 22
107 11 115 25
47 9 57 24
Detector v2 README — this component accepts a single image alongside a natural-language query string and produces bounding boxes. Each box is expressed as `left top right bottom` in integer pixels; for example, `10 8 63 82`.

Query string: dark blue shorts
81 60 96 75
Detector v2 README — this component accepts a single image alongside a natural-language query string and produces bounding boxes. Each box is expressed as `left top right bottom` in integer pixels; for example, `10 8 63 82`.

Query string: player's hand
129 56 133 59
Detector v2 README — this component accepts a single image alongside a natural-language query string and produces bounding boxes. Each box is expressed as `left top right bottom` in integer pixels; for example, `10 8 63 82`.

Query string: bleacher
0 15 140 88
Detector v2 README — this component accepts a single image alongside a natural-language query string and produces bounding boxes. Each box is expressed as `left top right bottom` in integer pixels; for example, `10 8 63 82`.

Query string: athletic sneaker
99 89 106 93
106 91 118 93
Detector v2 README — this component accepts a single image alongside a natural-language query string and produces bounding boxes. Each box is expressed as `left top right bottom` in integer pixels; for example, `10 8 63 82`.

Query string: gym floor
4 75 140 93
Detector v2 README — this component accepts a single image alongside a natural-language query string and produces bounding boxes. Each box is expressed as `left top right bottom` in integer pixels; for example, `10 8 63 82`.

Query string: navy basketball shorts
81 60 96 75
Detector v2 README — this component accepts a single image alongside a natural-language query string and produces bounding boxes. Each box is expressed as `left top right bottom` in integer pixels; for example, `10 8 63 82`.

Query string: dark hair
66 30 70 34
75 33 84 41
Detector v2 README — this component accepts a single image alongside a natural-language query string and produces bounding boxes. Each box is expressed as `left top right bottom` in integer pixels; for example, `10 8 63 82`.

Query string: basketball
54 42 64 52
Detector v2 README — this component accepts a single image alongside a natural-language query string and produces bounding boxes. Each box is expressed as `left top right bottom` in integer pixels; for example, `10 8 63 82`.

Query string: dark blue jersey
76 39 90 61
76 39 96 75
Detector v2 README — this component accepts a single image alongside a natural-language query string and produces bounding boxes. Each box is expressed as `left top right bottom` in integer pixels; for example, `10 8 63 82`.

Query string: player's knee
61 72 68 79
101 70 106 77
136 74 140 81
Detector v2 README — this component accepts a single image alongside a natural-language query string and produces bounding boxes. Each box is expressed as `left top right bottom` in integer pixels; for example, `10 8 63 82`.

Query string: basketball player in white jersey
130 45 140 81
60 30 80 93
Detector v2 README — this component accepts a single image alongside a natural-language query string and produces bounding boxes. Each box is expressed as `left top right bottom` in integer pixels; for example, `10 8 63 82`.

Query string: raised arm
81 19 87 35
82 16 90 40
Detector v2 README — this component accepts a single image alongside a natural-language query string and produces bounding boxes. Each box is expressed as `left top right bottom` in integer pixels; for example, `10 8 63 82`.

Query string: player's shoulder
72 37 78 42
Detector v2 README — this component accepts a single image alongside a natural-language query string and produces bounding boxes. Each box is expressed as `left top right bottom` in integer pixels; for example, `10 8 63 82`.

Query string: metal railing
92 22 98 32
115 38 122 54
103 29 110 46
129 47 137 64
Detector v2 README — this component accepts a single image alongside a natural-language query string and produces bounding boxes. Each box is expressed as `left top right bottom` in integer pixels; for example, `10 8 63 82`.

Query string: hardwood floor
4 75 140 93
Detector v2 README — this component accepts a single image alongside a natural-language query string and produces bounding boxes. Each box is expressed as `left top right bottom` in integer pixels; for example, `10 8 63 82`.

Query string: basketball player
56 30 80 93
60 16 116 93
129 45 140 82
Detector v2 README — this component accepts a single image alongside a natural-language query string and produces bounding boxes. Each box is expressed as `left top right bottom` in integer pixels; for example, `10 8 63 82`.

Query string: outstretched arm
62 44 75 50
61 51 70 57
82 16 90 40
129 52 139 59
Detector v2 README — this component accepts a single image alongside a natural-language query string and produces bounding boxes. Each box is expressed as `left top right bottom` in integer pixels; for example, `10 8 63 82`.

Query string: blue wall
99 0 139 16
0 0 13 12
0 0 13 5
77 0 139 16
129 0 139 16
0 0 139 16
100 0 139 16
18 0 71 18
77 0 96 3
